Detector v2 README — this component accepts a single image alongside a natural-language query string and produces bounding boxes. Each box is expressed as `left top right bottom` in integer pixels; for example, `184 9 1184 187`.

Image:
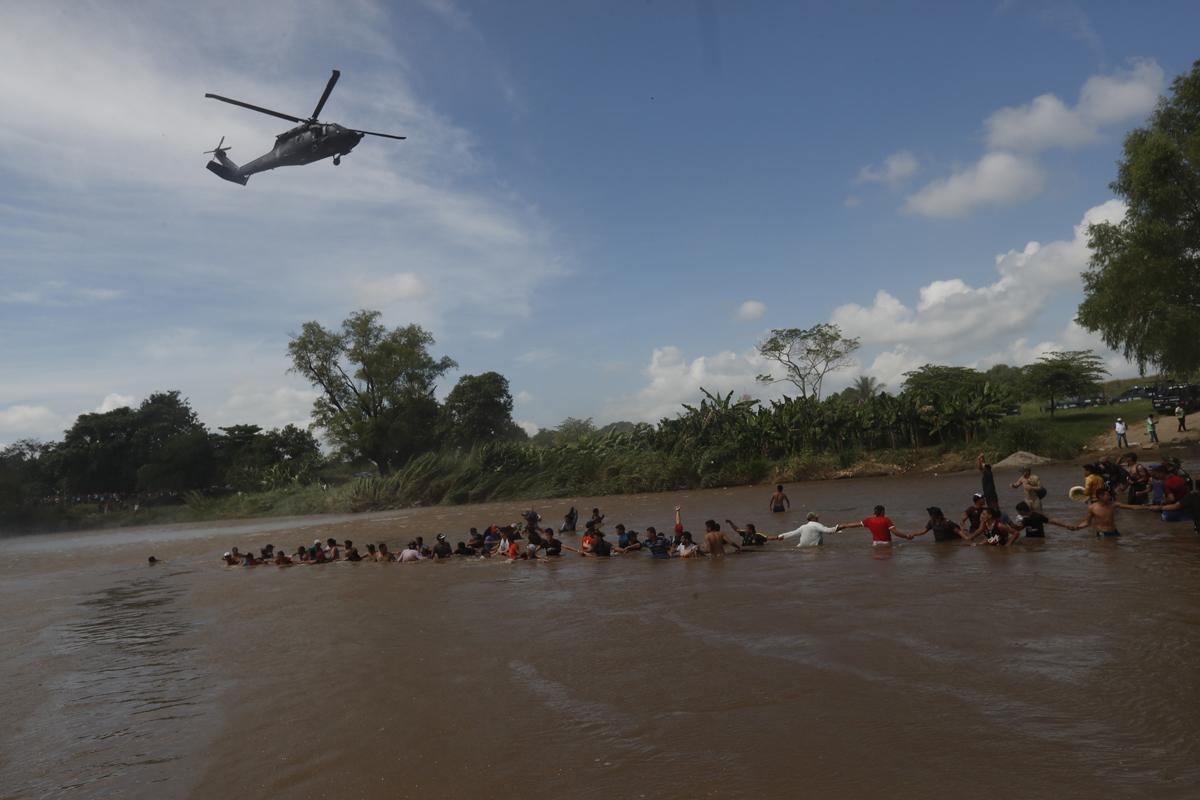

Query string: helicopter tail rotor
203 136 231 156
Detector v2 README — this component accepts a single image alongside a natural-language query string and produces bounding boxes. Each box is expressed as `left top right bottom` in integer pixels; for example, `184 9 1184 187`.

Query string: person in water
769 484 791 513
1010 467 1044 513
1011 501 1049 539
973 507 1019 546
839 505 897 545
432 534 453 559
962 493 986 534
539 528 563 556
1051 487 1123 538
773 511 841 547
589 507 605 527
725 519 769 546
1116 491 1200 535
906 507 969 542
976 454 999 509
674 531 700 558
642 527 672 559
702 519 742 556
560 507 578 532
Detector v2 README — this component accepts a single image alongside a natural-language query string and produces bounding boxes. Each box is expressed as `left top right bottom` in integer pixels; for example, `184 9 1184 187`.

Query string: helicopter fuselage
237 123 364 177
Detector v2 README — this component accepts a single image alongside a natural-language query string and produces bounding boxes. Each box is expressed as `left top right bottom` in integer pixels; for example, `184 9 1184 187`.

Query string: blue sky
1 0 1198 444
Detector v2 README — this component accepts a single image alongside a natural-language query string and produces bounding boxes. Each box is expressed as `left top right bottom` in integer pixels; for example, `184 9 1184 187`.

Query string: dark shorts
1096 529 1121 538
772 505 786 513
1023 531 1045 538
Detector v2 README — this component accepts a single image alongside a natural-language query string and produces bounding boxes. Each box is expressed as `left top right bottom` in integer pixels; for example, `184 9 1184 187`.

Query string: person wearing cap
432 534 452 559
773 511 841 547
962 493 987 534
222 551 238 565
1115 417 1129 448
398 541 423 562
907 507 969 542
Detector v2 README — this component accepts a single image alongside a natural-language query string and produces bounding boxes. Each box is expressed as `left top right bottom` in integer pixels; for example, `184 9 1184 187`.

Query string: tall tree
756 323 860 401
848 375 885 403
901 364 987 402
1023 350 1109 416
288 310 456 474
443 372 525 446
1078 60 1200 376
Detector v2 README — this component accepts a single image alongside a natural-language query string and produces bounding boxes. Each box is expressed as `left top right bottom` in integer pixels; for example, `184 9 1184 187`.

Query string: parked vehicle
1152 384 1200 414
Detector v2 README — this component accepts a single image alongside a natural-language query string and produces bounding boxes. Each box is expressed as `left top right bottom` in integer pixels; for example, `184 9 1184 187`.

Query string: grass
6 397 1144 535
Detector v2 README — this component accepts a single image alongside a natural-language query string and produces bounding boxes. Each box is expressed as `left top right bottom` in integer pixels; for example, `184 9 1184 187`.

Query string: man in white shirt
774 512 841 547
1115 417 1128 448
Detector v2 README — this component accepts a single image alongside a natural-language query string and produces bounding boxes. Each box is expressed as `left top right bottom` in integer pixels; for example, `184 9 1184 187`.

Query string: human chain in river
213 459 1199 566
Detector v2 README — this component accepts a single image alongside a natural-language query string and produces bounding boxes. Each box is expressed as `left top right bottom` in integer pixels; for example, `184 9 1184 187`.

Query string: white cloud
95 393 136 413
834 199 1125 354
844 195 862 208
0 405 65 441
735 300 767 321
985 60 1164 151
515 349 560 366
603 346 770 423
353 272 428 306
856 150 919 187
0 281 124 306
516 420 539 437
904 152 1044 218
513 390 533 404
216 386 321 430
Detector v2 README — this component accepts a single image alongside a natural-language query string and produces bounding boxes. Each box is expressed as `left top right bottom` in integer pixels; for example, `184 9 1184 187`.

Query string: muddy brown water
2 463 1198 799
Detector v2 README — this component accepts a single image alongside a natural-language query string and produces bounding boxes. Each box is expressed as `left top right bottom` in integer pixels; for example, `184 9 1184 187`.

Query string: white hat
223 552 231 558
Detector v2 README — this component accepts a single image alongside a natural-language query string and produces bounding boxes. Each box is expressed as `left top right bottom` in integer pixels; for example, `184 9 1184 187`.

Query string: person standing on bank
1115 417 1129 449
1176 404 1187 432
1146 414 1159 444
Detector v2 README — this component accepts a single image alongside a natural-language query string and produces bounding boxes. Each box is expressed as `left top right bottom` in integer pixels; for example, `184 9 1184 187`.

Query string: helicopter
203 69 405 185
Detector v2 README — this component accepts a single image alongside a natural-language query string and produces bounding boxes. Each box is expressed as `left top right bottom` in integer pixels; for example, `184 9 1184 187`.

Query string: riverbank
7 400 1190 537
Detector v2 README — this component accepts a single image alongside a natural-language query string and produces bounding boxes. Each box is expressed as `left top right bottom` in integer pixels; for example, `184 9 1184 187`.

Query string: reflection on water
3 574 213 799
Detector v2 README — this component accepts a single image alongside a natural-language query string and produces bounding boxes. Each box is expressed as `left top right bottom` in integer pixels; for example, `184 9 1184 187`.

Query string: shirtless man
703 519 742 556
1050 487 1123 538
769 484 791 513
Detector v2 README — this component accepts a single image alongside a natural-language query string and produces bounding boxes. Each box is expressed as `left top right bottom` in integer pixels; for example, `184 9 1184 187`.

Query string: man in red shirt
839 505 898 546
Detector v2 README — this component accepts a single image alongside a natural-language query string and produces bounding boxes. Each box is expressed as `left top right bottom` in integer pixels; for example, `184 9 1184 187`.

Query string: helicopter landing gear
333 155 341 166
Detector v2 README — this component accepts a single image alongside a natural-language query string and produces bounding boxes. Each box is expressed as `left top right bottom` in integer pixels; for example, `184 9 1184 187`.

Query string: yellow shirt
1084 473 1104 500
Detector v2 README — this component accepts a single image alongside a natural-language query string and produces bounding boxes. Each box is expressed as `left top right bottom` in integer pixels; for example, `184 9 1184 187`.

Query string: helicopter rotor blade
310 69 340 120
350 128 407 140
204 93 303 124
203 136 229 155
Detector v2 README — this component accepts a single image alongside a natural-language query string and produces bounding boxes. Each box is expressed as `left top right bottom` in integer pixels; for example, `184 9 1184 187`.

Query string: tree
756 323 860 401
288 310 456 474
1023 350 1109 416
443 372 525 446
901 365 987 403
848 375 885 403
1078 60 1200 376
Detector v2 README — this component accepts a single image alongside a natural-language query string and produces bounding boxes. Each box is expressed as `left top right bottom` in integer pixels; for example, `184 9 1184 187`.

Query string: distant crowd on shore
207 454 1196 568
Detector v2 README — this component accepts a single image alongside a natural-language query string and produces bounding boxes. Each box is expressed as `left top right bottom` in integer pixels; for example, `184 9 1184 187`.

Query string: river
2 462 1197 799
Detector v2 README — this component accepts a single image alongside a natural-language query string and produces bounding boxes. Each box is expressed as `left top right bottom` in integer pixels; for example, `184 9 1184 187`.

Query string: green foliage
1078 60 1200 376
1023 350 1109 415
756 323 860 400
442 371 524 447
288 310 456 474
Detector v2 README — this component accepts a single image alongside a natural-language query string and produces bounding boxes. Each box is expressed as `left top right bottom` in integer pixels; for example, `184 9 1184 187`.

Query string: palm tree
850 375 885 403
